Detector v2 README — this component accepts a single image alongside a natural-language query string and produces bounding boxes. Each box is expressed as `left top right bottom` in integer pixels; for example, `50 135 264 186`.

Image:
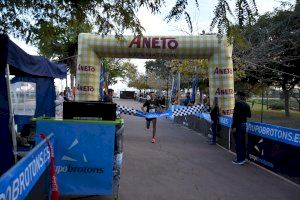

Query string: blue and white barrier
118 104 208 119
0 133 54 200
193 111 300 148
247 122 300 148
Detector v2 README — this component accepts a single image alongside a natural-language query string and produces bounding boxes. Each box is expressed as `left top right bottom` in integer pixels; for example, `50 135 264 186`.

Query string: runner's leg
146 120 150 129
152 118 157 138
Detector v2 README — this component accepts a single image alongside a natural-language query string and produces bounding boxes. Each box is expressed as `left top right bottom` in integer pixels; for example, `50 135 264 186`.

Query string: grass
247 101 300 130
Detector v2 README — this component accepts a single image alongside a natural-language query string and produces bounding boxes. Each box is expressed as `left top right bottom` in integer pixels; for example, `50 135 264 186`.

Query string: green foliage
166 0 257 38
144 59 210 90
234 3 300 92
38 20 93 75
165 0 191 22
210 0 233 38
168 59 208 89
0 0 164 75
127 74 149 90
0 0 164 41
145 59 170 80
268 102 285 110
102 59 138 85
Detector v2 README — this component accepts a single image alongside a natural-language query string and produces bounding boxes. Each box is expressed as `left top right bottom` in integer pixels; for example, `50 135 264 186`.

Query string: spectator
189 100 195 106
103 88 114 102
231 91 251 165
174 90 179 105
146 94 151 101
182 92 191 106
64 87 73 101
55 92 64 118
72 86 77 100
203 96 211 112
159 95 166 106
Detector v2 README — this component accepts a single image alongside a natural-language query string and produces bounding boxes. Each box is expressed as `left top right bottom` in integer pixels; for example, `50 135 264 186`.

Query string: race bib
149 108 155 113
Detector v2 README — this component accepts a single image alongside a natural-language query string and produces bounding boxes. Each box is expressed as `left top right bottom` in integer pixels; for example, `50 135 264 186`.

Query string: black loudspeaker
63 101 116 121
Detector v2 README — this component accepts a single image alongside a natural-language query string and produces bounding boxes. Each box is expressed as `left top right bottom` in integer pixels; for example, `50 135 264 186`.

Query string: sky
10 0 294 92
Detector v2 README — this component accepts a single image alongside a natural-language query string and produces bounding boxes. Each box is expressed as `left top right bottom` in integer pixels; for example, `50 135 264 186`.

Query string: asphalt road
63 99 300 200
116 99 300 200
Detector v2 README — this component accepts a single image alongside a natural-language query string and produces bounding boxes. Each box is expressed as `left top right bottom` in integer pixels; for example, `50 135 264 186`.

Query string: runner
141 92 162 143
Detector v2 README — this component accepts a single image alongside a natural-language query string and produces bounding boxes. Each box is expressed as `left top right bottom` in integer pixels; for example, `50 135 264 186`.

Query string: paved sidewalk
116 99 300 200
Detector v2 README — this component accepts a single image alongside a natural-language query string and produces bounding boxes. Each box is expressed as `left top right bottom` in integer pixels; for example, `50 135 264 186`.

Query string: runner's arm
141 101 148 113
157 101 164 112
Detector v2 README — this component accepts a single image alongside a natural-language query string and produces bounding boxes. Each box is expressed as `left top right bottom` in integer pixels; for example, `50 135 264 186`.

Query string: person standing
103 89 114 103
231 92 251 165
209 97 220 145
66 87 74 101
141 92 162 143
55 92 64 118
72 86 76 100
182 92 191 106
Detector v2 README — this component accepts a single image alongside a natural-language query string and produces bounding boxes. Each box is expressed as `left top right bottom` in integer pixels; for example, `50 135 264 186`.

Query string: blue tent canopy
0 34 67 175
6 36 67 78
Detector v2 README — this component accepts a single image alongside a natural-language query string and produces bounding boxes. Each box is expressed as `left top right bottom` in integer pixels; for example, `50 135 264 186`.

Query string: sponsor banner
248 135 300 180
201 113 211 122
194 113 231 127
77 33 235 112
219 116 232 127
193 112 212 123
145 110 173 119
247 122 300 147
248 154 274 168
118 105 203 119
0 134 53 200
36 121 115 195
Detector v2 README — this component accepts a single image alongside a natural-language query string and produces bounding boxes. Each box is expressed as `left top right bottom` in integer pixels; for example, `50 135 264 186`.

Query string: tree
127 74 149 93
146 71 169 91
233 2 300 116
0 0 262 89
145 59 209 101
166 0 258 37
145 59 172 99
1 0 260 43
0 1 163 42
0 0 163 84
291 88 300 112
145 59 170 80
102 59 138 85
169 59 209 101
39 21 93 86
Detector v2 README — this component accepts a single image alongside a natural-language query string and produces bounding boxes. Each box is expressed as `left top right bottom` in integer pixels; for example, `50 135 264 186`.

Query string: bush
269 102 285 110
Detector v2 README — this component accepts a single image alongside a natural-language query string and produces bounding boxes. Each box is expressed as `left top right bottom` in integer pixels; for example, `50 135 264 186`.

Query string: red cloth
40 133 59 200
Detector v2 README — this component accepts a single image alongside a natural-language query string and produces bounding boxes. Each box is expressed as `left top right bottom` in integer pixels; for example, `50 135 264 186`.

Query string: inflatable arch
76 33 234 115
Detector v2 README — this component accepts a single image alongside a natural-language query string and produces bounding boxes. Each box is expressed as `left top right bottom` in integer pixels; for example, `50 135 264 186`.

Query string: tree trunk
199 87 203 104
284 89 290 117
266 87 269 110
71 75 75 88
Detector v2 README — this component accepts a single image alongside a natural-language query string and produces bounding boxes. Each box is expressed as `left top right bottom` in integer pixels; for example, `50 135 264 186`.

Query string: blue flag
99 64 105 100
191 77 198 102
